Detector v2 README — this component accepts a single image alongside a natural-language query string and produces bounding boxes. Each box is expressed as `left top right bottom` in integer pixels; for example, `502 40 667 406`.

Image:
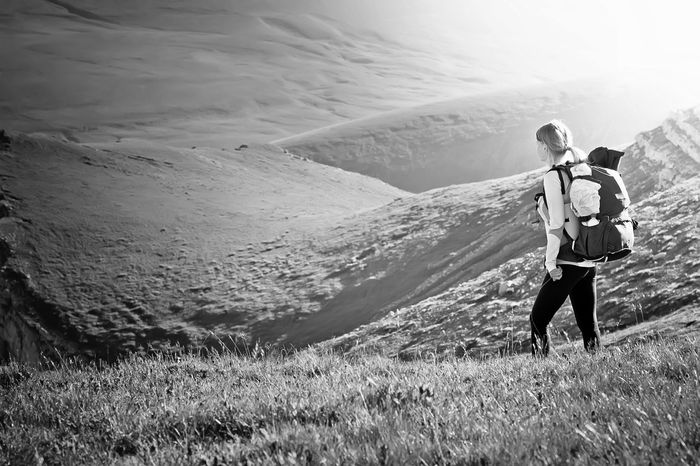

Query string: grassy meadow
1 336 698 465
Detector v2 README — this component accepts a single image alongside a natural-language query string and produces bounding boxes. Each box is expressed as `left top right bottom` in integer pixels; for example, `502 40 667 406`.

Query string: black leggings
530 264 600 356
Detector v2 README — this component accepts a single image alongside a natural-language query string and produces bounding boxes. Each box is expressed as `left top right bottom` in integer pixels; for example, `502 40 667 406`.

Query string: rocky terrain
323 174 700 358
1 108 698 363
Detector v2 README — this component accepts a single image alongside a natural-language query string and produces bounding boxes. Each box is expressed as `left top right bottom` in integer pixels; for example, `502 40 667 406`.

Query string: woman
531 120 601 356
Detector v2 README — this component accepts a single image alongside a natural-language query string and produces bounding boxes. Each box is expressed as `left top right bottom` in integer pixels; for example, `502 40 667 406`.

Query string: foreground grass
1 338 698 465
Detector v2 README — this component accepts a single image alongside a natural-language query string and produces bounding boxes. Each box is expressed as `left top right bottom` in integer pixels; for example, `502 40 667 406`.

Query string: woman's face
537 140 549 163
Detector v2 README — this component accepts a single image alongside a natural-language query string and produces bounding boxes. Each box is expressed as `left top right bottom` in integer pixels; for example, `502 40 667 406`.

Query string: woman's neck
551 151 573 166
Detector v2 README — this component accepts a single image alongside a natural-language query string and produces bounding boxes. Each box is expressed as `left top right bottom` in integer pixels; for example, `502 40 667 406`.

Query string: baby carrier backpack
538 147 637 262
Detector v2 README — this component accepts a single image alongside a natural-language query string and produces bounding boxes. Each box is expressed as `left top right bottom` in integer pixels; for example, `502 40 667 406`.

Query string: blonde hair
536 119 586 166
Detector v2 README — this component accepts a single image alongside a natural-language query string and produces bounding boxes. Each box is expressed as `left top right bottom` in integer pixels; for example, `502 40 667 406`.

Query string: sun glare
360 0 700 87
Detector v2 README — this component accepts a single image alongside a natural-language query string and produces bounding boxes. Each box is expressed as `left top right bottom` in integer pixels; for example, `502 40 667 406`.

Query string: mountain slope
6 0 699 153
323 175 700 358
275 80 700 192
624 107 700 200
256 107 700 349
1 108 698 363
0 0 525 148
0 134 406 362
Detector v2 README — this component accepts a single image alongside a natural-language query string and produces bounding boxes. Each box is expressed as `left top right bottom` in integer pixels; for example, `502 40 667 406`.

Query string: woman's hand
549 266 563 281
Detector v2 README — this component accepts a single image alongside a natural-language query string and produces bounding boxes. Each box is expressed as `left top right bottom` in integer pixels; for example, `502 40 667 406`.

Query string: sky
333 0 700 108
271 0 700 83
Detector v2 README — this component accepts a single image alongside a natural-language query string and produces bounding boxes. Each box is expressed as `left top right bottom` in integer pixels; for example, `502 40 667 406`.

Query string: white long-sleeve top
538 167 596 272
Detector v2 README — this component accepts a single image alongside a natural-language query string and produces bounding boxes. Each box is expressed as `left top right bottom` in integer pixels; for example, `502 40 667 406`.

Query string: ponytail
567 146 587 163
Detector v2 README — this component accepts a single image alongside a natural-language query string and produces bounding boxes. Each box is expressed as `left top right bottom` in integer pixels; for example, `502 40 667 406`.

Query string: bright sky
317 0 700 83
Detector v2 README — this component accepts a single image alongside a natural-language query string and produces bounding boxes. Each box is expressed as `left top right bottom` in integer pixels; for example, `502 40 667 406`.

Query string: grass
0 337 698 465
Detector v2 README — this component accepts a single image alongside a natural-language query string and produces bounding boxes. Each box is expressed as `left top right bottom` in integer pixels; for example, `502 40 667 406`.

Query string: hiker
530 120 601 356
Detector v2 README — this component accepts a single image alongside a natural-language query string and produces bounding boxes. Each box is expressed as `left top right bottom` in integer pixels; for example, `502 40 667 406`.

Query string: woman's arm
543 171 567 272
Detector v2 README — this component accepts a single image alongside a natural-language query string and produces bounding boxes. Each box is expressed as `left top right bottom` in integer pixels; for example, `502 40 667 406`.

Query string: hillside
0 0 538 148
2 108 699 363
256 107 700 351
0 134 406 362
4 0 699 155
275 79 700 192
323 175 700 358
320 107 700 356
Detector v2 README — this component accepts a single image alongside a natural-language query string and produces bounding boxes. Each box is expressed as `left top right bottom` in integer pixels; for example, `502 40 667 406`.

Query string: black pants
530 264 600 356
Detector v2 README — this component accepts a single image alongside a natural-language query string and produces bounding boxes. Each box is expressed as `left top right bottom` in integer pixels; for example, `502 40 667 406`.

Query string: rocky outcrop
626 108 700 200
662 108 700 164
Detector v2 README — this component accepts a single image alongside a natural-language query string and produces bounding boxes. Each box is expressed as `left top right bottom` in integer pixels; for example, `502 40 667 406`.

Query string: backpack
547 148 637 262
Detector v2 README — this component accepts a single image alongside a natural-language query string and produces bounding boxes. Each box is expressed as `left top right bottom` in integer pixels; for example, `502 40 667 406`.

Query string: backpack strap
534 192 547 209
555 169 566 195
546 163 574 195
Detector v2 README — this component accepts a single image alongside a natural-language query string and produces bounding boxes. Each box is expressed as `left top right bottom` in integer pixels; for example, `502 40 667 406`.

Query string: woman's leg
530 265 588 356
569 266 601 352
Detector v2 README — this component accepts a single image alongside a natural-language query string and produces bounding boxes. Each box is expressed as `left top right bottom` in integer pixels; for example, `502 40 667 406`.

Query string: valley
1 108 698 362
